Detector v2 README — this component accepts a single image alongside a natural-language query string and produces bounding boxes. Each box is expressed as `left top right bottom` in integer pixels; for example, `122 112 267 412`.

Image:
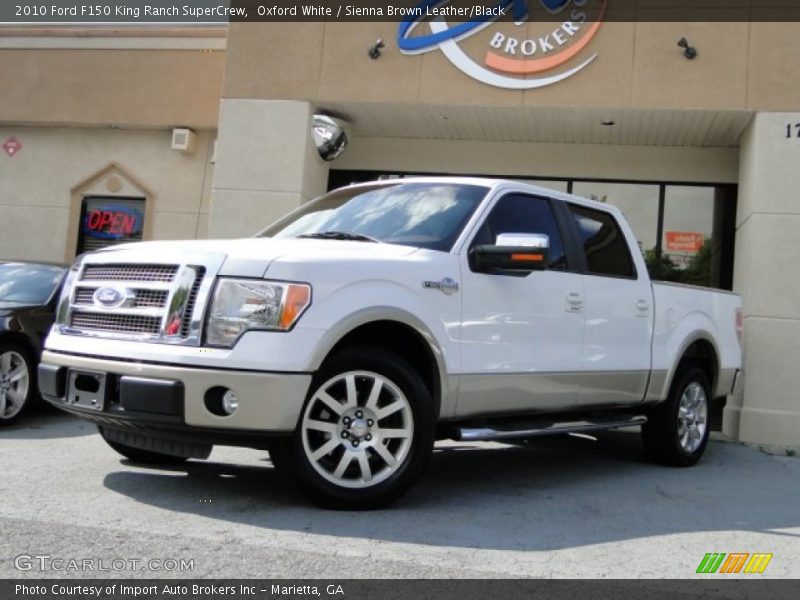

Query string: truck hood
89 237 420 276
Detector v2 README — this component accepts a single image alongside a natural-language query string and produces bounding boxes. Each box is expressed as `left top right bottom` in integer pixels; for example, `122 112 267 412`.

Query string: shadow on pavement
0 404 96 439
101 431 800 552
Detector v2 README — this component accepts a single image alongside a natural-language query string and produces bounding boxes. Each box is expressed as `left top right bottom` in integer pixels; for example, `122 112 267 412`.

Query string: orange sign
665 231 705 253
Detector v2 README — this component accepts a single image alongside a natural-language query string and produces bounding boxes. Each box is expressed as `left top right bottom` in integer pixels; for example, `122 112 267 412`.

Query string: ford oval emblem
93 287 125 309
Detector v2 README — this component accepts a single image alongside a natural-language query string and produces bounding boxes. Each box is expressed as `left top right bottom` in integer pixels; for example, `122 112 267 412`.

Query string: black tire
277 345 436 510
0 341 36 426
642 366 712 466
99 428 189 465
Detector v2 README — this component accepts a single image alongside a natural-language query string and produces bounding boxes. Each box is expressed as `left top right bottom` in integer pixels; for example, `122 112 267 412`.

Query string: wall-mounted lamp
677 38 698 60
368 39 385 59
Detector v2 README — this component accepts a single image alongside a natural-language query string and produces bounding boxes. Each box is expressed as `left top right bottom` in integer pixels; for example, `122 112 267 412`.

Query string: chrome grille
132 289 170 308
74 287 96 305
81 264 178 282
60 257 222 346
73 287 169 308
70 312 162 335
181 268 205 337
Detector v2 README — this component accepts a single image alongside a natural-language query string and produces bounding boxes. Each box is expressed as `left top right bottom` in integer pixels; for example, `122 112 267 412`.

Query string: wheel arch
660 334 720 402
0 330 39 363
308 309 449 419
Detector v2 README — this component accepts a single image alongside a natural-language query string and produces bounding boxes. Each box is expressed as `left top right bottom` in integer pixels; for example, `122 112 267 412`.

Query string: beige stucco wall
0 47 224 128
724 112 800 450
222 21 800 113
0 126 215 263
335 137 740 183
209 99 329 238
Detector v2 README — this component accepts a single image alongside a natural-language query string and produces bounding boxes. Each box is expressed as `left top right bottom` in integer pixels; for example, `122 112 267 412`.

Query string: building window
76 196 145 254
660 186 717 288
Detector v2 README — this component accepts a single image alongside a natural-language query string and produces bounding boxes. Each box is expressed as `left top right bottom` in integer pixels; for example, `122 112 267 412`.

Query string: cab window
568 204 636 278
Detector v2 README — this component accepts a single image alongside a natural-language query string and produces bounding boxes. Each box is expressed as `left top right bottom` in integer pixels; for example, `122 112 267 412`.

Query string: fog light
204 386 239 417
222 390 239 415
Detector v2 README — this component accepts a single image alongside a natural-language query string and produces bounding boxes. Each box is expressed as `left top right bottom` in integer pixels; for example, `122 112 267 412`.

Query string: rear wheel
0 343 34 426
276 346 435 510
99 428 189 465
642 366 711 466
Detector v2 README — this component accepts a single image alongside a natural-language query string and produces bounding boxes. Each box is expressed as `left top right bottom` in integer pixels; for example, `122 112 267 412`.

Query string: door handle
636 298 650 316
566 292 583 313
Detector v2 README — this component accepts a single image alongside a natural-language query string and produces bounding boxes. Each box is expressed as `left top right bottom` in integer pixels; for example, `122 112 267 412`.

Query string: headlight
205 279 311 347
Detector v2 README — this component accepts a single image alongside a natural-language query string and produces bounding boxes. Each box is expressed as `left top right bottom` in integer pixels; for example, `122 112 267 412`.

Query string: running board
456 415 647 442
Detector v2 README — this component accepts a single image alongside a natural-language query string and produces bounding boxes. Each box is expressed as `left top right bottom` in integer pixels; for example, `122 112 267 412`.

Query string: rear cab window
567 204 637 279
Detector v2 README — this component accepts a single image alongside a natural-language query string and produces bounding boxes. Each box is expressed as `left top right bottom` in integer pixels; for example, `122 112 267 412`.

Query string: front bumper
39 350 312 448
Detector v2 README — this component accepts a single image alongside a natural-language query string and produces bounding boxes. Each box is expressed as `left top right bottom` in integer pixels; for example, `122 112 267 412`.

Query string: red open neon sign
83 205 142 239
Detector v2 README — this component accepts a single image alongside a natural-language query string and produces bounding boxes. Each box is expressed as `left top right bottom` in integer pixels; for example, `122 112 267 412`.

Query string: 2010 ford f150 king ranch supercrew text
39 178 742 509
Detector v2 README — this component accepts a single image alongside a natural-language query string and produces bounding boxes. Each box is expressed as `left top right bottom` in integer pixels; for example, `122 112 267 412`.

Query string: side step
456 415 647 442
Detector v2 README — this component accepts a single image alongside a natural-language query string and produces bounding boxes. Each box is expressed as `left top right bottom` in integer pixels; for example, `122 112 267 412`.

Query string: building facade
1 15 798 449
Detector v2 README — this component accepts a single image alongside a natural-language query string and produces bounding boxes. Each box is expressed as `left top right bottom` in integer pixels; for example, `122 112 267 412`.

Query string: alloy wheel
301 370 414 489
677 381 708 453
0 351 30 420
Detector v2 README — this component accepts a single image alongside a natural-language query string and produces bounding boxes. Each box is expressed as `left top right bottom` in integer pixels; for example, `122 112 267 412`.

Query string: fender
649 311 721 402
303 281 456 417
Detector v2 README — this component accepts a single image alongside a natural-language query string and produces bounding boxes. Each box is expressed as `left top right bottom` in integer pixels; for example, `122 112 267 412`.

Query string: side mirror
471 233 550 276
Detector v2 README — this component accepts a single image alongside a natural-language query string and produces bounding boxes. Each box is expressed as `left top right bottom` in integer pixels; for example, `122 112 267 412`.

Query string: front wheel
642 366 711 466
275 346 435 510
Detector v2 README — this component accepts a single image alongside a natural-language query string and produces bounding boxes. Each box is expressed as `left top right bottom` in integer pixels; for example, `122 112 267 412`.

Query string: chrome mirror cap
495 233 550 249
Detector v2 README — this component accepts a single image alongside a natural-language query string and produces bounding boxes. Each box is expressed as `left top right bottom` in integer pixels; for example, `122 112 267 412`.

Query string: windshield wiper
297 231 382 243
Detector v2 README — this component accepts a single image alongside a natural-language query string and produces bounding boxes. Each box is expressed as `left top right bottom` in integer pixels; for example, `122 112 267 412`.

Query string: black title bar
5 579 800 600
1 1 800 23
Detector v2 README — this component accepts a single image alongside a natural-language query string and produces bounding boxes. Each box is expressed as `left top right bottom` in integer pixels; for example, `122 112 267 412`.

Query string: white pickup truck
40 178 742 509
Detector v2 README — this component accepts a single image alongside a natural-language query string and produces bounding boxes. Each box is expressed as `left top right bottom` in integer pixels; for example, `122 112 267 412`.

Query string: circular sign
397 0 607 89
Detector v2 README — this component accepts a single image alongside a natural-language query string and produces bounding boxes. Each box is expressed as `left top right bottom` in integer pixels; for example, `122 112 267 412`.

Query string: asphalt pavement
1 406 799 579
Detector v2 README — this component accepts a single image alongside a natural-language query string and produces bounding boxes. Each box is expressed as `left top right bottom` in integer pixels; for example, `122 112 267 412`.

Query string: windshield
0 263 65 305
259 182 489 252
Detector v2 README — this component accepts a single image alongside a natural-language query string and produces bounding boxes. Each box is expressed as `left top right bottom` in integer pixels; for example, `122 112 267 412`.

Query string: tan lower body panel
41 351 312 432
455 370 649 417
575 370 650 406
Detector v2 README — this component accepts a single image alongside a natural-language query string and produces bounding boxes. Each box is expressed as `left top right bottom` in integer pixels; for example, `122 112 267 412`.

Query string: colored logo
83 205 142 240
93 287 127 309
2 136 22 157
397 0 607 89
696 553 773 574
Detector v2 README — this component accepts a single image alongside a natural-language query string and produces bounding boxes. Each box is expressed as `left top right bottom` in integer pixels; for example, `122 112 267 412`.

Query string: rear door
565 203 653 406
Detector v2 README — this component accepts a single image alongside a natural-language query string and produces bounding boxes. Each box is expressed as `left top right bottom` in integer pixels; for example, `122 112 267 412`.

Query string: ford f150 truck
39 178 742 509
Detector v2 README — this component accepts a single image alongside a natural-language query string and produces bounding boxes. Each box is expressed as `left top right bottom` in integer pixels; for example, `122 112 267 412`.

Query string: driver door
457 193 585 416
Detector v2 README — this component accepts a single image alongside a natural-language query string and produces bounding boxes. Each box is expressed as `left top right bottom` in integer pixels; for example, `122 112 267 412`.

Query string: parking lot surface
1 408 799 579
